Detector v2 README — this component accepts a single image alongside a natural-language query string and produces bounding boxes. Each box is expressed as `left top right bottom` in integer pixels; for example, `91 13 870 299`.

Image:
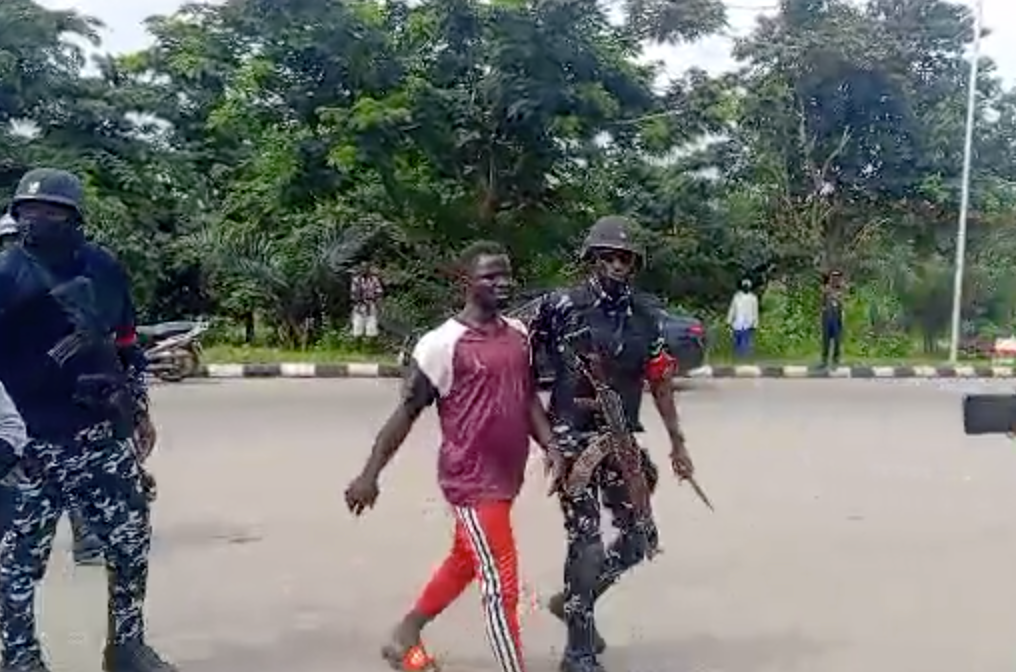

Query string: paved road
33 378 1016 672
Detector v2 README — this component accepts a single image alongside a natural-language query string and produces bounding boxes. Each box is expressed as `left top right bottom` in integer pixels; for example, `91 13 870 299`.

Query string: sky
35 0 1016 85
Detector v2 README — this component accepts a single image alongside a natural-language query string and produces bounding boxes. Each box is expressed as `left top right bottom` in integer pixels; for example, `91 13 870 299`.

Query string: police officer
530 215 695 672
0 169 172 672
0 210 103 566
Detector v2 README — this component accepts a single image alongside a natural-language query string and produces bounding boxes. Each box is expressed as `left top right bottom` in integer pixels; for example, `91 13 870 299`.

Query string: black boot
559 654 606 672
547 592 606 654
102 641 177 672
1 657 50 672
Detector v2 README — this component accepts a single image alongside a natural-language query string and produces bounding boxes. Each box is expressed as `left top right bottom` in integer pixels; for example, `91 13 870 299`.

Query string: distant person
726 278 759 358
350 262 383 343
821 270 845 367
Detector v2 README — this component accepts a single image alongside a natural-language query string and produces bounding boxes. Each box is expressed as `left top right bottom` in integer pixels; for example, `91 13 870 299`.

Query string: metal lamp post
948 0 985 364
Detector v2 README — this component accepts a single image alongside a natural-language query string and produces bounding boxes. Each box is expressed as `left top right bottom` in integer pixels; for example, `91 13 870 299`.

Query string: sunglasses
595 249 635 266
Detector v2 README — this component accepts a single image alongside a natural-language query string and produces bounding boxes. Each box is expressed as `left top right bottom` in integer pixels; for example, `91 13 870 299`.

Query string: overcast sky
36 0 1016 85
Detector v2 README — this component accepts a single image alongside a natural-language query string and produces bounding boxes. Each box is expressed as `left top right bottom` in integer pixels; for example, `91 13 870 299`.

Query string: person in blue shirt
0 169 173 672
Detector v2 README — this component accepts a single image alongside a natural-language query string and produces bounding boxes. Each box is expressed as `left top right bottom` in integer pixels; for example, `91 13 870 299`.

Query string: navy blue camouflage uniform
0 168 173 672
0 209 103 565
530 279 667 669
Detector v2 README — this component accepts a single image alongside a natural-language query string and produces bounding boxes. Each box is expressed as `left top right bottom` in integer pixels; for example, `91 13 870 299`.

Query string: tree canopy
3 0 1015 357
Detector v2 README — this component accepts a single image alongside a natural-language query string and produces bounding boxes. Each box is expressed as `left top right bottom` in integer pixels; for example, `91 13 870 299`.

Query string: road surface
33 378 1016 672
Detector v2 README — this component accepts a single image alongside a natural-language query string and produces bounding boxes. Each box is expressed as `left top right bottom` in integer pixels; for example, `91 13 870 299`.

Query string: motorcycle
137 320 209 382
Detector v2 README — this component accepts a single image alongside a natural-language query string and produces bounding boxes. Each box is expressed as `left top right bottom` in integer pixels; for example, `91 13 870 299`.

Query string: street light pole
948 0 984 364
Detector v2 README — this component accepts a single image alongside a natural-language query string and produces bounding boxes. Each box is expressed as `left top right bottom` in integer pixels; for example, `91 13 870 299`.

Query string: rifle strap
18 247 95 321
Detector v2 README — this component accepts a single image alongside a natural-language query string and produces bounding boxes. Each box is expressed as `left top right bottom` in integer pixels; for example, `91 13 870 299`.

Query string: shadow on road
176 623 378 671
444 630 825 672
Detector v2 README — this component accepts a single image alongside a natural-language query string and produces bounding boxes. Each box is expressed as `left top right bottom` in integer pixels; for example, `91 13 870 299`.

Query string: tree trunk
243 312 255 344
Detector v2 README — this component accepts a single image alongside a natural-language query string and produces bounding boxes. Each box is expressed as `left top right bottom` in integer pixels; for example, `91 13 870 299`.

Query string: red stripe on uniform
645 351 677 383
115 327 137 346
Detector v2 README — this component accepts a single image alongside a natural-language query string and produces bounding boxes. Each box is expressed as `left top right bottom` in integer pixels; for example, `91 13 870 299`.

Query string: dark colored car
644 296 707 375
508 290 707 382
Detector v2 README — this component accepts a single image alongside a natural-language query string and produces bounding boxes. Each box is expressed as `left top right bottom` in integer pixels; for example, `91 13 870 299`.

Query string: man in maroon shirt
345 240 566 672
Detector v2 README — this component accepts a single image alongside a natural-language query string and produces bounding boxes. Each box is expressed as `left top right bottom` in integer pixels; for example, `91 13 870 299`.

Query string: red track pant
414 499 524 672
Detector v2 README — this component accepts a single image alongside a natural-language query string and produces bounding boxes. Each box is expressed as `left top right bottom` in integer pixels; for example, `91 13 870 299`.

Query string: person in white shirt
0 381 27 464
726 279 759 358
0 380 27 542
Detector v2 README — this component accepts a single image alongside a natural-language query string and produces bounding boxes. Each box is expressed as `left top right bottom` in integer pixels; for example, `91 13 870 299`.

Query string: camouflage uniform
555 426 659 632
2 423 151 664
0 168 174 672
532 283 669 671
530 216 673 672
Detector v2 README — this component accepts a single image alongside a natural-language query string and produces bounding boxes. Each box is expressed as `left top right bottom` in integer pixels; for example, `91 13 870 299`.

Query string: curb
195 363 1016 379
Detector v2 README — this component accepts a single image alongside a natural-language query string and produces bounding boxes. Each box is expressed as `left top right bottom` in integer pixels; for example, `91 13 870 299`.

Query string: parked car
507 290 707 382
644 295 707 375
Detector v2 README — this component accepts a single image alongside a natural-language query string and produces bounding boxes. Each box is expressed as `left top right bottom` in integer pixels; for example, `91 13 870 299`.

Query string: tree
6 0 1016 359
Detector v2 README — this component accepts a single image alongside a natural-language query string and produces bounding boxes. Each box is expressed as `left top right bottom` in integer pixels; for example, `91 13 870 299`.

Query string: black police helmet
580 215 644 263
11 168 85 215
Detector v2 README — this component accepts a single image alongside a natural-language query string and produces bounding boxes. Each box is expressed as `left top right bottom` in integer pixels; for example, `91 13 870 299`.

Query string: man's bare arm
649 376 684 445
358 363 437 481
527 371 566 494
528 391 556 451
647 350 694 480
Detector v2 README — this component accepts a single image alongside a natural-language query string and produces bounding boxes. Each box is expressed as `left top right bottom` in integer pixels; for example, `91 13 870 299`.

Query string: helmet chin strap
589 273 631 303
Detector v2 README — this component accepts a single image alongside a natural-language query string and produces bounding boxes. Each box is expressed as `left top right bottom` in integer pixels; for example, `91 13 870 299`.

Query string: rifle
562 349 661 558
562 350 714 515
46 276 113 366
23 251 134 434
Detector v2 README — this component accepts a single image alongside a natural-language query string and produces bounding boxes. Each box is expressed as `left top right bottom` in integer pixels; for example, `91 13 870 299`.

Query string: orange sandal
381 642 439 671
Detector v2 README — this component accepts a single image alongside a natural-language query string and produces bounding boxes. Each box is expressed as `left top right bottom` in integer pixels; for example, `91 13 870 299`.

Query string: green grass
706 353 992 367
202 344 399 365
202 344 998 367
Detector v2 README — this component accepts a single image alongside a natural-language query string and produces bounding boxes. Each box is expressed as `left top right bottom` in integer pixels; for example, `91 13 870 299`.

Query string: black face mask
597 275 629 298
20 213 84 252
